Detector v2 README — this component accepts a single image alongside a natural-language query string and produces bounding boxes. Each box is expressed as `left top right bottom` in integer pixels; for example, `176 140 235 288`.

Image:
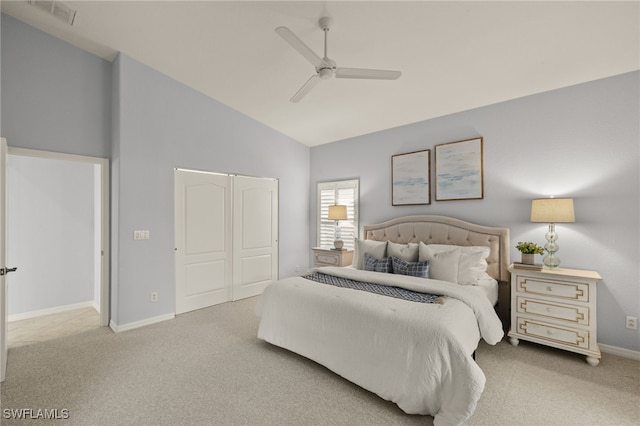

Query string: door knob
0 267 17 276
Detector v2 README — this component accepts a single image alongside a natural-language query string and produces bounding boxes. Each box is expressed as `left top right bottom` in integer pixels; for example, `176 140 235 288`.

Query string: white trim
175 167 278 182
8 301 95 322
8 147 102 164
7 147 111 327
109 313 175 333
599 343 640 361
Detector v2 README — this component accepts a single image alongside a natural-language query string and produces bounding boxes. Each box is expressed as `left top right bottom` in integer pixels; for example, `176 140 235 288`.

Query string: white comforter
256 267 504 426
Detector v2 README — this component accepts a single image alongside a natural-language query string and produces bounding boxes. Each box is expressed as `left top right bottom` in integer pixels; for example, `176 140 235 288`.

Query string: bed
256 215 510 425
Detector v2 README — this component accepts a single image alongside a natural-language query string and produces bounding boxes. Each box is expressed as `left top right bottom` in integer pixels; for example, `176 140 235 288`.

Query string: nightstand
312 247 354 268
508 265 602 366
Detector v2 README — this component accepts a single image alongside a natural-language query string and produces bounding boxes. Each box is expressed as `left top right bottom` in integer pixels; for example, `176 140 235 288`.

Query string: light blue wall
311 71 640 352
1 14 310 328
0 15 110 158
111 53 310 325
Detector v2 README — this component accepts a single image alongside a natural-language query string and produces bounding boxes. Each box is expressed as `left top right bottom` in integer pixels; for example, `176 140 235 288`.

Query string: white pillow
387 241 419 262
353 239 387 270
419 243 490 285
458 246 491 285
418 244 461 283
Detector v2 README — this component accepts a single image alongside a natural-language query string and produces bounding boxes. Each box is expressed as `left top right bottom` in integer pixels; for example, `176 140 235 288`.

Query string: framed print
392 149 431 205
435 137 484 201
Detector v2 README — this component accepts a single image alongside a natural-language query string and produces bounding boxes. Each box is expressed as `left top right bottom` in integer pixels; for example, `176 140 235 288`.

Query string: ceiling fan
275 17 402 103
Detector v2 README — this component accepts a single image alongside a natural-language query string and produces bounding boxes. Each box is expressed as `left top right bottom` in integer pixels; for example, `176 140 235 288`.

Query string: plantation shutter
317 180 359 250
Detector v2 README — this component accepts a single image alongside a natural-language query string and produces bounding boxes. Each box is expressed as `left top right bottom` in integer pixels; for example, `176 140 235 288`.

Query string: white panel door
175 170 232 314
232 176 278 300
1 139 9 382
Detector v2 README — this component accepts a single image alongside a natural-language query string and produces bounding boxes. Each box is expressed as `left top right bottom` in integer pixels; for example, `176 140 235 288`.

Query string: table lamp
328 205 347 250
530 197 575 268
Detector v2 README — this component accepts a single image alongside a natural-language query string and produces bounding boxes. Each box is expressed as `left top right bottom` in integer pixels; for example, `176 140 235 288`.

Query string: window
317 179 359 250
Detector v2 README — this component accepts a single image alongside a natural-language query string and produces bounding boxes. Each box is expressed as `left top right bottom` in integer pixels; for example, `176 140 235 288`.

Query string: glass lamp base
542 254 560 268
543 223 560 268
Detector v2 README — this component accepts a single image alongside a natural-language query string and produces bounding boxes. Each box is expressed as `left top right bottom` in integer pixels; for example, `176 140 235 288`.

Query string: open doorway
6 148 109 347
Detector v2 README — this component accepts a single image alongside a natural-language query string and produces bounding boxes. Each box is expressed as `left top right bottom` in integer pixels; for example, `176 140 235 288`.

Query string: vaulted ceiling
2 1 638 146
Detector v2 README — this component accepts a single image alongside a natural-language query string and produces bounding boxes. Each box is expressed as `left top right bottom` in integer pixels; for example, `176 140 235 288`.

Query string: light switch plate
134 230 150 240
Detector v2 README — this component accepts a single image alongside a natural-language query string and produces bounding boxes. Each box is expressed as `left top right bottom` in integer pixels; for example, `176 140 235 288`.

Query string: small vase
521 253 535 265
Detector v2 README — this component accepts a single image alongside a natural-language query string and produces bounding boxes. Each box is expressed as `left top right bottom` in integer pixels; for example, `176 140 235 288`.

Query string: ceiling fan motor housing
317 56 337 79
318 68 333 79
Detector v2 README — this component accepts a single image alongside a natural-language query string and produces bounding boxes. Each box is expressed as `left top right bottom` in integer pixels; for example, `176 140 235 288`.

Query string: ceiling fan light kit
276 17 402 102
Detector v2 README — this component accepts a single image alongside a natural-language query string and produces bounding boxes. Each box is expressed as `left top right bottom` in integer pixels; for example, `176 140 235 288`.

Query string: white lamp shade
328 205 347 221
530 198 575 223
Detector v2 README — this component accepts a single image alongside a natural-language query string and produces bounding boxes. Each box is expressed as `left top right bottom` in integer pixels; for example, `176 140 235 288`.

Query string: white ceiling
2 1 638 146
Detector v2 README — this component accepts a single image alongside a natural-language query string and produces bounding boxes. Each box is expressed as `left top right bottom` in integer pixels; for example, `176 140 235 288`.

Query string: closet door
232 176 278 300
175 170 232 314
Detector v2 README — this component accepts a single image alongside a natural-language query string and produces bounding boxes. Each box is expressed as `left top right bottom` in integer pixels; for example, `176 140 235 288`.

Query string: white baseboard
8 301 96 322
599 343 640 361
109 313 175 333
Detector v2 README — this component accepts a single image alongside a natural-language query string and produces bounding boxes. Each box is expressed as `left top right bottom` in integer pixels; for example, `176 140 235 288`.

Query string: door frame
7 148 110 326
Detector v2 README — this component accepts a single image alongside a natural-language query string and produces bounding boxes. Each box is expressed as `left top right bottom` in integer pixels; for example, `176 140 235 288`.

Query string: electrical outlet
295 265 300 273
151 292 158 302
626 316 637 330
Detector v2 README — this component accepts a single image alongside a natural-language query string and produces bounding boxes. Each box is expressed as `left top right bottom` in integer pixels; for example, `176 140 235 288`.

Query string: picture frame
435 137 484 201
391 149 431 206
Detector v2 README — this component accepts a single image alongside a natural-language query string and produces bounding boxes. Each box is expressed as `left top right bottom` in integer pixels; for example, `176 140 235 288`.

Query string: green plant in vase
516 241 544 265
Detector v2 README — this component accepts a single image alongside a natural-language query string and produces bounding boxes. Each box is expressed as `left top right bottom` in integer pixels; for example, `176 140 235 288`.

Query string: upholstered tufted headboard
363 215 510 283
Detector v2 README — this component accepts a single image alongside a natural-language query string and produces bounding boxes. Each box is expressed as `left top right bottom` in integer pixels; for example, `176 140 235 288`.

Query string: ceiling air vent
27 1 77 26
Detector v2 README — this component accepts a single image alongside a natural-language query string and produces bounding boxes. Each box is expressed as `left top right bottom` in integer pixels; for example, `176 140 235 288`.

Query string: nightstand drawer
315 251 340 266
516 276 589 302
516 317 590 349
516 297 590 325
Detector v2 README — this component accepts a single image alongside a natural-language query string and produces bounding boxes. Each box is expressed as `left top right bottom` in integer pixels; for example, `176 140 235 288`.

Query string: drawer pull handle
547 330 553 335
546 286 552 292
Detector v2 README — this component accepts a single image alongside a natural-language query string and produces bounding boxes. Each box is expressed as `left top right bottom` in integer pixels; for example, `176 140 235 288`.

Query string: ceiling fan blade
335 67 401 80
275 26 328 69
290 74 320 103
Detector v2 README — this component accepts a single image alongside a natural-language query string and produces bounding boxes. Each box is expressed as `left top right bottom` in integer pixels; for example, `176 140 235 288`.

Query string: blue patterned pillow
391 256 430 278
363 253 393 273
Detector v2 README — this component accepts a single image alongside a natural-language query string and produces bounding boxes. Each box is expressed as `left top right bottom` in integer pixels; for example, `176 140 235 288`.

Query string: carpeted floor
1 296 638 425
